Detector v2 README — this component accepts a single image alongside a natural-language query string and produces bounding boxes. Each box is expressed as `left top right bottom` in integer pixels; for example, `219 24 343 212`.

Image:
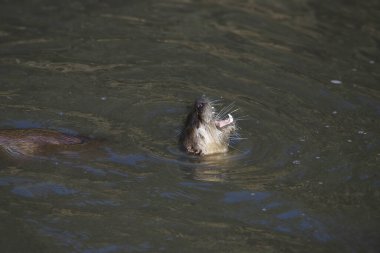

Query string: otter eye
197 102 204 109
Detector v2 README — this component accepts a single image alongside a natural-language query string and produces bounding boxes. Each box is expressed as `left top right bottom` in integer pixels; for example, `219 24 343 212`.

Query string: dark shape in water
0 129 85 158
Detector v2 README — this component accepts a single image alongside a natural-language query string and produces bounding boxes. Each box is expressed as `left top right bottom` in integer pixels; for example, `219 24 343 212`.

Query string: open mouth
215 114 234 128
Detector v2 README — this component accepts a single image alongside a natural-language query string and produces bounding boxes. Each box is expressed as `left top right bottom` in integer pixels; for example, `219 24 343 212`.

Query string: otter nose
197 102 205 109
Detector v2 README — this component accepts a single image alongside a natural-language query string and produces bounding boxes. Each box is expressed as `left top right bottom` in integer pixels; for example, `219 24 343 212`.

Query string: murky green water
1 0 379 252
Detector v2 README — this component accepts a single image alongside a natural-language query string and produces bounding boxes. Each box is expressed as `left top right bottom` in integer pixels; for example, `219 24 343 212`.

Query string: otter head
180 97 236 155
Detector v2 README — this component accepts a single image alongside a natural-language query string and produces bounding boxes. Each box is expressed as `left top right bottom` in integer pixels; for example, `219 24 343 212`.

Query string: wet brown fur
0 129 85 158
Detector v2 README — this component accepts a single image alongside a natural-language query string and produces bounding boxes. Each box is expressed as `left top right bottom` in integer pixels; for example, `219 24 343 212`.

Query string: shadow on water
0 0 380 252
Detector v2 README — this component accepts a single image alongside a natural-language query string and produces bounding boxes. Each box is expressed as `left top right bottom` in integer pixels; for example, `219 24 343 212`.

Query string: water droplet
369 60 375 64
330 80 342 85
101 96 107 101
292 160 301 165
347 139 352 143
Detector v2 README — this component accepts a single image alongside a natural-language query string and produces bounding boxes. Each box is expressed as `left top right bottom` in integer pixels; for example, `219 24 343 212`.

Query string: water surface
0 0 379 252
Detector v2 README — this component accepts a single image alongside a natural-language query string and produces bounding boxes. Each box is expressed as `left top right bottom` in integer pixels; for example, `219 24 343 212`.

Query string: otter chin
180 96 237 156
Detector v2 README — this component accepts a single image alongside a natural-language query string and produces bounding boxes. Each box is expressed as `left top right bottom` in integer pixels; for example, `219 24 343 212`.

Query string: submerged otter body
0 129 85 158
180 97 236 155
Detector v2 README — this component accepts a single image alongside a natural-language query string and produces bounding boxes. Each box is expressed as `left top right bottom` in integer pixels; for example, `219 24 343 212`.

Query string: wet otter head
180 97 236 155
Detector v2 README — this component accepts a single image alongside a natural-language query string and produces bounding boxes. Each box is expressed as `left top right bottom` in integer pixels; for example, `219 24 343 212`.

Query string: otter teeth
215 114 234 128
228 114 233 123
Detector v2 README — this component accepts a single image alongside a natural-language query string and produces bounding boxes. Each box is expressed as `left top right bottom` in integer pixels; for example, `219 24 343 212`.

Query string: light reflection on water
0 0 379 252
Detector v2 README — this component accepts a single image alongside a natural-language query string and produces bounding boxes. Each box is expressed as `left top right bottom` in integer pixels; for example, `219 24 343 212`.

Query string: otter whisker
174 128 183 137
216 102 236 119
229 137 248 140
234 116 250 121
228 108 240 115
210 103 223 107
218 101 234 112
221 102 235 112
209 99 222 104
234 115 249 119
229 133 243 139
